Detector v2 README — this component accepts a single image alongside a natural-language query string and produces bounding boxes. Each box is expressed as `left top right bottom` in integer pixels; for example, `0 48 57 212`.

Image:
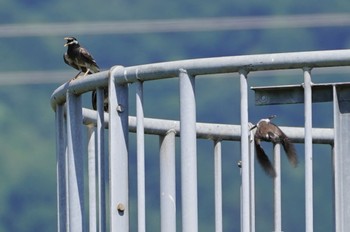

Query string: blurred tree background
0 0 350 231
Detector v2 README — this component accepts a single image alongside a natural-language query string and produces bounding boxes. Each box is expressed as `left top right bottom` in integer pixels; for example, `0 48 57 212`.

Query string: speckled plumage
63 37 99 78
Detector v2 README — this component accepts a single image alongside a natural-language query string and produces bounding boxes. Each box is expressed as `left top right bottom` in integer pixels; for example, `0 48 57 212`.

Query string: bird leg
83 69 91 77
69 71 82 82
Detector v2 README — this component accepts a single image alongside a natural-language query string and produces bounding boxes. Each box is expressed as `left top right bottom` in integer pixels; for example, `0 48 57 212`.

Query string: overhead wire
0 14 350 85
1 14 350 37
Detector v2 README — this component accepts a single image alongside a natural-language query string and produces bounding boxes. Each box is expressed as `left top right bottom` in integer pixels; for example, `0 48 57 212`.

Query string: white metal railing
51 49 350 232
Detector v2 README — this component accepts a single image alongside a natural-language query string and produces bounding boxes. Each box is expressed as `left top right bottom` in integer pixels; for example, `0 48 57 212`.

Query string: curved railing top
50 49 350 110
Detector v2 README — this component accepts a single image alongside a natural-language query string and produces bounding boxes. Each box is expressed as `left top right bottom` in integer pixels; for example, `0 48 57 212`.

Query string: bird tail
91 89 109 111
92 90 97 110
281 133 298 167
255 141 277 178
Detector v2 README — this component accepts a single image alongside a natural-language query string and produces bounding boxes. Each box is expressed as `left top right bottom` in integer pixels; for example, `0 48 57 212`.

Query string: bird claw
82 69 91 77
68 72 83 82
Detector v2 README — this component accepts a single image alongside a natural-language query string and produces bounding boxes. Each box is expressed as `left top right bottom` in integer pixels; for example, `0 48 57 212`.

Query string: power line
0 70 73 85
0 14 350 38
1 13 350 86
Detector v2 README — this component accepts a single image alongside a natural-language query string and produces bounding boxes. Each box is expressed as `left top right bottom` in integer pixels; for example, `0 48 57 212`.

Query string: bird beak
268 115 276 120
64 37 70 47
250 125 257 131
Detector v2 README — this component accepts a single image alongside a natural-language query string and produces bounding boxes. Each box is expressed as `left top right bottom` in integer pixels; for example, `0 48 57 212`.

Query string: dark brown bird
63 37 107 110
250 115 298 178
63 36 100 79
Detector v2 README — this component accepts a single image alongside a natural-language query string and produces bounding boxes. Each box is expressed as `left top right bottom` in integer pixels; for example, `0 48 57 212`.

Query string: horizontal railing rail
81 108 334 144
51 49 350 109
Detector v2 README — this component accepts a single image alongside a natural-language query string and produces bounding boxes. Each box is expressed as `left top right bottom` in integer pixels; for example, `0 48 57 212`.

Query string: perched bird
63 36 100 79
63 37 107 110
250 115 298 178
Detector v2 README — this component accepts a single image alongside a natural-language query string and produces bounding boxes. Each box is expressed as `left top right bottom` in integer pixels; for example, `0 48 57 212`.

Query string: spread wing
280 131 298 167
254 139 277 178
269 123 298 167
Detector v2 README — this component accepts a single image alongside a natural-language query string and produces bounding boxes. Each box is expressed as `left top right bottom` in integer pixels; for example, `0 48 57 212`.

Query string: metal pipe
66 92 85 232
96 88 106 232
94 88 106 232
136 81 146 232
179 68 198 232
87 125 97 232
304 68 314 232
273 143 282 232
108 66 129 232
51 49 350 109
81 109 334 144
332 85 350 231
249 129 255 232
240 70 251 232
332 86 341 232
214 140 223 232
55 104 67 232
159 130 176 232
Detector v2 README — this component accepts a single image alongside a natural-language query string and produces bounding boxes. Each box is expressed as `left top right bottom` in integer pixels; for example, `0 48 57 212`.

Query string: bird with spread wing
250 115 298 178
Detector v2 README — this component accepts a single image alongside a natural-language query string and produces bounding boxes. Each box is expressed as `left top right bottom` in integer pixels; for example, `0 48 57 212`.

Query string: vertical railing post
333 85 350 232
136 80 146 232
303 68 313 232
273 143 282 232
56 104 67 232
214 140 223 232
179 68 198 232
96 87 106 232
239 70 251 232
249 129 255 232
66 92 85 232
87 125 97 232
109 66 129 232
159 130 176 232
